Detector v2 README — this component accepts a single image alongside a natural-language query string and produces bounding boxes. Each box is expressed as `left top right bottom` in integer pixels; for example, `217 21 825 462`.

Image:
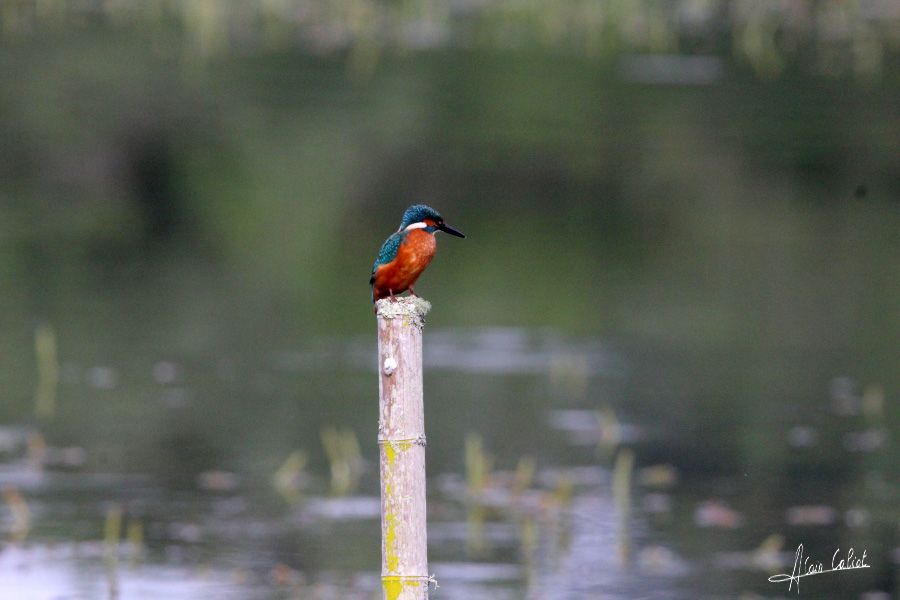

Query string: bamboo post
376 296 433 600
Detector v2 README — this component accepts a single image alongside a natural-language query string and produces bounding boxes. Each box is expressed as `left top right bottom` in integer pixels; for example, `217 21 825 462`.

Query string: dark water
1 4 899 599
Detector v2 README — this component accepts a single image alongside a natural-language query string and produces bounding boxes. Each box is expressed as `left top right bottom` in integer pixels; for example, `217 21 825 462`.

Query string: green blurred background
1 1 898 599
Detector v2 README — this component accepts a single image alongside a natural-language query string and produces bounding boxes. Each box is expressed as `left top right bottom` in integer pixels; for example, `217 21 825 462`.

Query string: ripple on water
0 545 244 600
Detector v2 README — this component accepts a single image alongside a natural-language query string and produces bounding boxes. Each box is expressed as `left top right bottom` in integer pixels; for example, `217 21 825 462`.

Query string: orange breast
373 229 436 298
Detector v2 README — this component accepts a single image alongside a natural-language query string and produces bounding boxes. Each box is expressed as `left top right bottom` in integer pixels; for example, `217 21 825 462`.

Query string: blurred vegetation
1 0 898 77
1 5 897 321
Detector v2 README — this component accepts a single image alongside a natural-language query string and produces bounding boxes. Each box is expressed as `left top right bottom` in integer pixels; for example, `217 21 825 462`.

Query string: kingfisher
370 204 465 302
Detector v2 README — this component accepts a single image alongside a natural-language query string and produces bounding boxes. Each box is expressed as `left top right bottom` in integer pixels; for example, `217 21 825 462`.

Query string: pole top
376 297 432 326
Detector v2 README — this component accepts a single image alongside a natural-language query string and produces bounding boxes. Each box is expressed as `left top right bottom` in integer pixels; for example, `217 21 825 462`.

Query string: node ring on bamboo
381 574 439 589
377 435 427 447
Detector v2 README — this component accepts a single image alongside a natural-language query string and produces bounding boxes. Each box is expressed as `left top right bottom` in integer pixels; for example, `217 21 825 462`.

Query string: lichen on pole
376 296 433 600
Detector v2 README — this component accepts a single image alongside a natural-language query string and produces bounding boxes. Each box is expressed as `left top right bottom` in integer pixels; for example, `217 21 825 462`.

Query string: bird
370 204 465 303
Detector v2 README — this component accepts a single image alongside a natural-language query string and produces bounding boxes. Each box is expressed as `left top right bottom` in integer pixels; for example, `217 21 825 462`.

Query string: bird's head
398 204 465 238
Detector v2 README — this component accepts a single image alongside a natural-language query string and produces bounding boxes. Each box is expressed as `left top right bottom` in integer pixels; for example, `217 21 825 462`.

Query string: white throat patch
402 221 428 232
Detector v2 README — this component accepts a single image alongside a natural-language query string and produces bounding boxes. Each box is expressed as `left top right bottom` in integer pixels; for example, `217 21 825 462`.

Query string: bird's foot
409 286 418 297
389 290 398 303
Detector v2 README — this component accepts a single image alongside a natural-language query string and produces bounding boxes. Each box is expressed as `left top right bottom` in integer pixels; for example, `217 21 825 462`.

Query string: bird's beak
438 222 465 238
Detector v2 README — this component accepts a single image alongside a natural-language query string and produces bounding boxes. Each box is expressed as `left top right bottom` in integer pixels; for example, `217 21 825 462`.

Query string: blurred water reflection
1 324 896 598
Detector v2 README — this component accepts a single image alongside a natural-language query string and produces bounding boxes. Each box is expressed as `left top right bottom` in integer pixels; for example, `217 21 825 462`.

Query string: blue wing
370 231 406 284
